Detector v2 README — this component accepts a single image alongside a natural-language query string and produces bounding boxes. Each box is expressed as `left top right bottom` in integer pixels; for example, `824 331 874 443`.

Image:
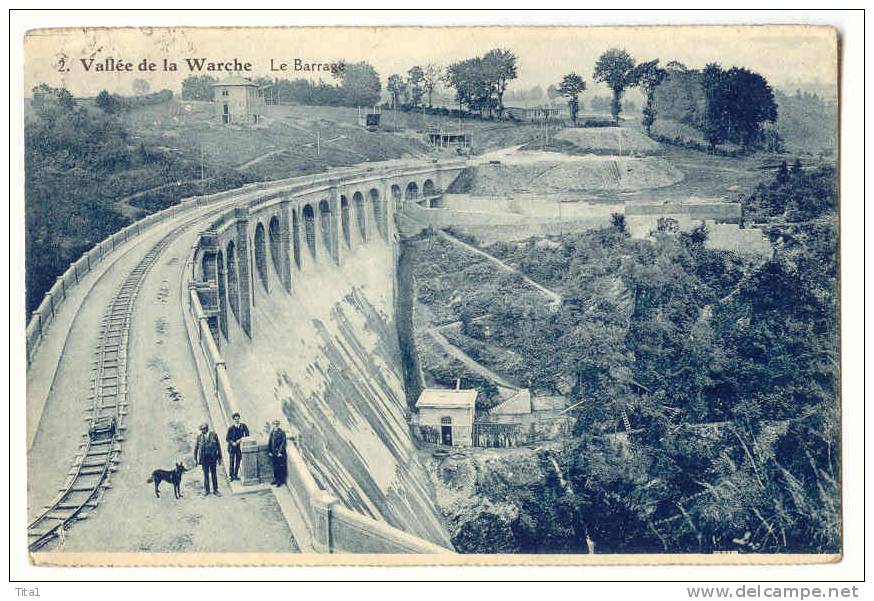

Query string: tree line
548 48 778 151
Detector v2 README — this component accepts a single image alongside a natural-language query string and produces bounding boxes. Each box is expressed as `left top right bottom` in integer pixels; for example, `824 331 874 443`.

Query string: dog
146 462 187 499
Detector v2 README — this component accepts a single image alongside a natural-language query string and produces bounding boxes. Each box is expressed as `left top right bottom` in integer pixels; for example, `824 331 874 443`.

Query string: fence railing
24 187 249 367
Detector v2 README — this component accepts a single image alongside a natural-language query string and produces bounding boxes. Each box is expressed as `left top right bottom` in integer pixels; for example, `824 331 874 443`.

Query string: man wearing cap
226 412 250 482
267 419 288 486
194 422 223 496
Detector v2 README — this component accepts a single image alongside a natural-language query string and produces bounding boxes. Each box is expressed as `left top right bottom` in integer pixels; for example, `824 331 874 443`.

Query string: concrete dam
186 160 466 552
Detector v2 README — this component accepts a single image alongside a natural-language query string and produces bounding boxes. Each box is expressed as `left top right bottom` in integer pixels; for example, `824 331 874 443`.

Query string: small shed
212 76 265 124
415 388 477 447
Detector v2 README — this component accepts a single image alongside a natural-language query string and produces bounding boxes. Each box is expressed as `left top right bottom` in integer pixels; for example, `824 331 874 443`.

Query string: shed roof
212 76 258 88
489 389 532 415
416 388 477 409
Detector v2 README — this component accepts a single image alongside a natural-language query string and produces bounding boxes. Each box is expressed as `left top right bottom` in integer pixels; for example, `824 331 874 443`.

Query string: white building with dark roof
212 76 265 124
414 388 477 447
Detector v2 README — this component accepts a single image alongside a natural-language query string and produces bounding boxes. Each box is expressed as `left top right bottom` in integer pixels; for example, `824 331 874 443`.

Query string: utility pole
200 143 205 190
316 128 320 156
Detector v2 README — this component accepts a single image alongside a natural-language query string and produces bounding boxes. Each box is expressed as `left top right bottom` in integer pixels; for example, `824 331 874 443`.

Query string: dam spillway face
219 236 453 548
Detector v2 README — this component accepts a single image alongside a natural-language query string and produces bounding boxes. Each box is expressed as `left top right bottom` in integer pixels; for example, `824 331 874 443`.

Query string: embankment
554 126 663 155
466 152 684 195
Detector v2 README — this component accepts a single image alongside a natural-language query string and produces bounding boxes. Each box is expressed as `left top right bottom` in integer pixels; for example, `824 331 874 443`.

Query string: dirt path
114 180 201 219
436 229 562 306
426 326 518 392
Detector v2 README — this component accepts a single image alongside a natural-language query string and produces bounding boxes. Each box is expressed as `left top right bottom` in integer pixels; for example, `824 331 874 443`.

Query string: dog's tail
146 475 154 483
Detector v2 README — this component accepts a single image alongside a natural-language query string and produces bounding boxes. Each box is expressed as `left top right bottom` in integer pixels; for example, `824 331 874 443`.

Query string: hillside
24 94 550 316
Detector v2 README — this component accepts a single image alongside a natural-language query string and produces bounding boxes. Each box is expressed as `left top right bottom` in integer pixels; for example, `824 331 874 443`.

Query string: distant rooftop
416 388 477 410
212 76 258 87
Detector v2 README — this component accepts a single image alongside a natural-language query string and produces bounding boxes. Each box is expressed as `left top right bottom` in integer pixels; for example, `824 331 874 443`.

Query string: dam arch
319 199 333 261
353 191 367 242
405 181 418 200
423 179 435 197
391 184 402 212
370 188 387 241
226 240 240 323
254 221 269 293
268 215 282 279
216 249 228 340
303 204 317 259
291 208 302 270
340 195 351 248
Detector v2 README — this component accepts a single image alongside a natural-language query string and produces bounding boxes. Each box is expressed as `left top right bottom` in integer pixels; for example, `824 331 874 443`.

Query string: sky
24 25 838 99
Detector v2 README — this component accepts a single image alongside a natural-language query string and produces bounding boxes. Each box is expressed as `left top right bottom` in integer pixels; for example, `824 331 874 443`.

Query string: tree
95 89 123 114
422 63 443 108
407 65 425 108
546 84 561 106
701 63 729 150
387 74 407 109
481 48 518 117
181 75 217 101
722 67 778 148
700 64 778 151
445 57 494 116
629 59 667 135
593 48 636 123
337 61 382 107
558 72 587 125
132 78 151 95
31 83 75 112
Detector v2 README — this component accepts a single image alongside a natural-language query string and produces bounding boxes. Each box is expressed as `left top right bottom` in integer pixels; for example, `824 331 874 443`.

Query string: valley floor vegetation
408 165 839 554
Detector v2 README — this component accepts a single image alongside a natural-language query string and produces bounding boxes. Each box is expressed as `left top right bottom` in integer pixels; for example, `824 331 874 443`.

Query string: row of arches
207 177 439 340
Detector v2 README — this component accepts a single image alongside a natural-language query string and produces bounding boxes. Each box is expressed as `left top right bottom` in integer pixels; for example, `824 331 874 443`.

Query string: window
440 416 452 425
222 90 229 97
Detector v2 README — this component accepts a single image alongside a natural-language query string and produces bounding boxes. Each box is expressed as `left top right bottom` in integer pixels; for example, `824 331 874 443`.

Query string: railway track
27 211 209 552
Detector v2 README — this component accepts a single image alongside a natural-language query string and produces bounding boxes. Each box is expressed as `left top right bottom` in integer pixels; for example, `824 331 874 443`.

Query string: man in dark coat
225 412 250 482
268 419 288 486
194 423 223 496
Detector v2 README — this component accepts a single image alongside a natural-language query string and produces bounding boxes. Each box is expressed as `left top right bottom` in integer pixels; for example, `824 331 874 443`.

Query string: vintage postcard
19 22 843 567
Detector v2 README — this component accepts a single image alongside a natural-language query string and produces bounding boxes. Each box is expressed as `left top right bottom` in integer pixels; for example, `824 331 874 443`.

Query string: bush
580 118 617 128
